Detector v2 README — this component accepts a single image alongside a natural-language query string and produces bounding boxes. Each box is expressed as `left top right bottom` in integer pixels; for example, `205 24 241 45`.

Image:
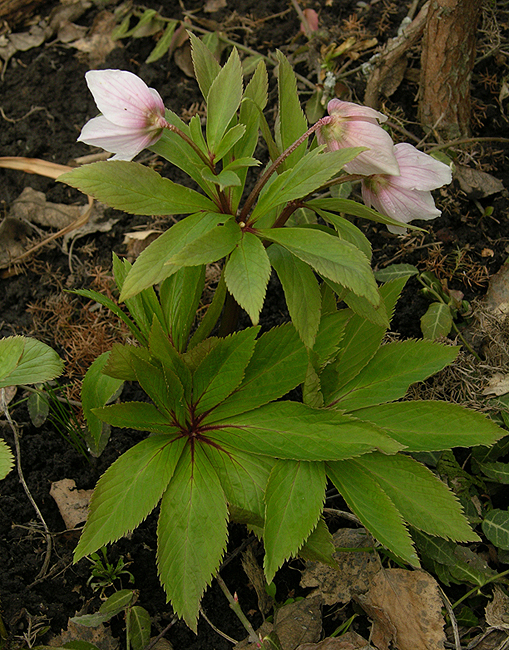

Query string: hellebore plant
59 38 504 631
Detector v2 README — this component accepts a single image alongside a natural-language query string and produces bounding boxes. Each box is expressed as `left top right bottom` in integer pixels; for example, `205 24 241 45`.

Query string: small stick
1 388 53 580
216 573 260 646
439 586 461 650
200 607 238 644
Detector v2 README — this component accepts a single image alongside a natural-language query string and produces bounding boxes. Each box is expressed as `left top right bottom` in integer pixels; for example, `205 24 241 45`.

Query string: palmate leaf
268 244 322 348
206 323 308 422
328 339 459 410
59 162 215 215
192 327 260 415
157 443 228 630
352 401 504 451
224 232 271 325
298 518 337 566
259 228 379 306
120 212 228 301
209 402 403 461
159 265 206 352
264 460 326 582
357 453 478 541
321 278 407 403
205 446 274 527
74 435 186 561
93 402 179 435
0 336 64 388
326 460 419 567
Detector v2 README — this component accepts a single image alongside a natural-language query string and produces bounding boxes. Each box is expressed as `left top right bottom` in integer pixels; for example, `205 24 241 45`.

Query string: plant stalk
215 573 260 646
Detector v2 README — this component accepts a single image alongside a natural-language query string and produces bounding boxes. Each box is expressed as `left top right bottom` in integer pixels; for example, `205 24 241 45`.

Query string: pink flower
78 70 168 161
361 143 452 233
317 99 400 176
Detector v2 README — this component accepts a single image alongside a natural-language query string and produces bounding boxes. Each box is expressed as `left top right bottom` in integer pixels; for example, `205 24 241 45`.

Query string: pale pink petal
340 120 399 176
390 143 452 191
327 99 387 124
85 70 165 128
78 115 157 160
362 181 441 233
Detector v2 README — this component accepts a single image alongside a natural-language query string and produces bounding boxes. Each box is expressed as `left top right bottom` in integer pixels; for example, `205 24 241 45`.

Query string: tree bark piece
418 0 482 139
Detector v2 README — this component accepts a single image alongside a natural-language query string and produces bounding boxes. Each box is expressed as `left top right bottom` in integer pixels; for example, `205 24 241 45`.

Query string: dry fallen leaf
0 385 17 414
482 373 509 397
486 586 509 630
300 528 382 605
485 262 509 315
454 164 505 200
355 569 446 650
49 478 93 530
204 0 227 12
50 619 118 650
12 187 82 229
297 630 371 649
274 596 322 650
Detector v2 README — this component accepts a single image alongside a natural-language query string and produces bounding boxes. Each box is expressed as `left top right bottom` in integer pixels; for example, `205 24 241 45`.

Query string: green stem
451 568 509 610
215 574 260 646
240 120 325 224
164 123 213 170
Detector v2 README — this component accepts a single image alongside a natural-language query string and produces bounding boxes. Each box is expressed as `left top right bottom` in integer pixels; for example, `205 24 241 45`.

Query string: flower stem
164 123 214 170
239 120 327 224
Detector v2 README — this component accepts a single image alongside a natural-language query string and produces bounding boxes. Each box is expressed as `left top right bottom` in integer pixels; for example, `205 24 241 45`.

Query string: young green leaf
211 401 403 460
259 228 379 306
205 446 274 526
316 209 372 260
168 218 241 267
74 436 186 561
264 460 326 582
329 340 459 411
205 324 308 421
188 274 227 350
213 124 246 163
206 48 243 153
157 443 228 630
357 453 478 541
421 302 454 339
224 232 271 325
149 319 192 398
298 518 337 566
0 336 64 388
93 402 178 435
82 352 124 457
374 264 420 283
59 162 216 215
120 212 228 301
306 197 423 231
193 327 260 414
327 460 419 567
274 50 308 170
352 401 505 451
27 389 49 428
251 147 365 221
201 168 241 191
0 439 14 481
482 509 509 550
268 244 322 348
130 355 185 421
326 277 408 399
126 606 151 650
188 31 221 99
159 265 206 352
478 461 509 484
146 20 178 63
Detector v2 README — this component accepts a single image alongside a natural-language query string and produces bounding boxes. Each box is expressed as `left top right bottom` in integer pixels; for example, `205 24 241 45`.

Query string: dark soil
1 0 508 648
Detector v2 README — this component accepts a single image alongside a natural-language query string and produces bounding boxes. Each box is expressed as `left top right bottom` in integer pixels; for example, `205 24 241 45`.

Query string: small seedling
87 547 134 596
